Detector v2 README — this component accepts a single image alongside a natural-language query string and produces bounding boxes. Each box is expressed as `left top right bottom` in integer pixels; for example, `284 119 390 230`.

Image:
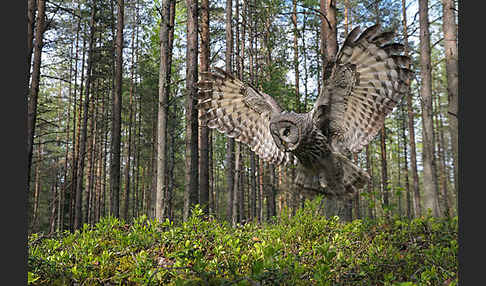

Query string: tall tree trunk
258 159 264 223
232 143 241 226
321 0 338 218
124 5 139 221
401 104 413 219
69 3 86 231
366 145 374 219
183 0 199 221
442 0 458 201
101 89 109 219
27 0 37 84
292 0 300 112
419 0 440 217
199 0 210 215
110 0 125 219
435 95 451 217
31 144 42 232
402 0 421 218
165 0 176 220
380 127 389 213
74 4 97 230
27 0 46 203
59 28 77 232
225 0 235 223
156 0 171 222
85 79 99 224
49 182 58 234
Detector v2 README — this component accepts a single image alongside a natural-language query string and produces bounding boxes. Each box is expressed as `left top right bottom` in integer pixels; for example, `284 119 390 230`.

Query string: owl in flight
197 24 413 198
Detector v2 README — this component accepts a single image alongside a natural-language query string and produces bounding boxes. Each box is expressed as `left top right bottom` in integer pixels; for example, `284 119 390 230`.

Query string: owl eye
283 127 290 137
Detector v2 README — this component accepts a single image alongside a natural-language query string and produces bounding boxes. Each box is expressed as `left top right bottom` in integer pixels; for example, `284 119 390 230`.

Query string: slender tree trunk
401 104 413 219
101 89 109 218
435 96 451 217
199 0 210 215
442 0 458 201
49 182 58 234
70 3 87 230
31 144 42 232
292 0 300 112
124 6 138 221
27 0 46 202
58 29 77 232
164 0 176 220
232 143 241 226
366 145 374 219
156 0 171 222
321 0 338 217
183 0 199 221
402 0 421 218
380 127 389 213
85 79 99 224
419 0 439 217
110 0 125 219
258 159 264 223
27 0 37 83
225 0 235 223
74 4 97 230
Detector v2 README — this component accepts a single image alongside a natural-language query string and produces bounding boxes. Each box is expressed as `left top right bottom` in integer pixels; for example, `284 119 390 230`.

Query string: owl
197 24 413 198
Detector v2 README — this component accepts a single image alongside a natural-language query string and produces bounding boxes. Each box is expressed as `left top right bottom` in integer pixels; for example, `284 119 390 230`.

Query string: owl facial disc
269 120 300 151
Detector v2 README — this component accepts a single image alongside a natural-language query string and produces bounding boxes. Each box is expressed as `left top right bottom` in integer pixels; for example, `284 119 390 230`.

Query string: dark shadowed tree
199 0 210 214
183 0 199 221
110 0 125 219
156 0 171 222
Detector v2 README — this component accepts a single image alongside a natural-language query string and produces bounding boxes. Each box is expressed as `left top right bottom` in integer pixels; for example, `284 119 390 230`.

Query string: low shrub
28 201 458 285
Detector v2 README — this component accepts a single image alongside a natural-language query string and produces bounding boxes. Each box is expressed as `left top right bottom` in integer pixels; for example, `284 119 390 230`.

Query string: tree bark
419 0 440 217
366 145 374 219
110 0 125 219
199 0 210 215
320 0 338 218
435 95 451 217
402 0 421 218
156 0 171 222
442 0 458 201
124 4 139 221
232 143 241 226
74 4 97 230
292 0 300 112
183 0 199 221
401 104 413 219
31 144 42 232
380 128 389 212
27 0 37 82
27 0 46 203
225 0 235 223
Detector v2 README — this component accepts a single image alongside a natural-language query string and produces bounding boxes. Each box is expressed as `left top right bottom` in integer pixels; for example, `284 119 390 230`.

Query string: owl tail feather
295 154 370 199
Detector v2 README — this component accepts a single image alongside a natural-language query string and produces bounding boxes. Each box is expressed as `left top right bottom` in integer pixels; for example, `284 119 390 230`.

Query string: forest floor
28 200 458 286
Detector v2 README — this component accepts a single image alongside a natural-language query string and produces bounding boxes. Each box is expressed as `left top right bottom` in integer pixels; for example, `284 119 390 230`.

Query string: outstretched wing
198 67 298 165
312 24 413 153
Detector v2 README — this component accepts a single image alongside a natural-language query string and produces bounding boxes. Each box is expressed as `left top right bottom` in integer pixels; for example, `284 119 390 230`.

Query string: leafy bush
28 202 458 285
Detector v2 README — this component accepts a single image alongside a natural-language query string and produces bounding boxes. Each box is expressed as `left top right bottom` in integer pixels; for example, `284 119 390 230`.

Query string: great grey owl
197 24 413 198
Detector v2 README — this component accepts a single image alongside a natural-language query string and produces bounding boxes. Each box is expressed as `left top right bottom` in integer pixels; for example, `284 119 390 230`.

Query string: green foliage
29 203 457 285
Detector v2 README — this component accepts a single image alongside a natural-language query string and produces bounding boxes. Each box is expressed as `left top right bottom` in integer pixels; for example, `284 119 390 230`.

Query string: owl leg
333 152 370 198
294 164 321 199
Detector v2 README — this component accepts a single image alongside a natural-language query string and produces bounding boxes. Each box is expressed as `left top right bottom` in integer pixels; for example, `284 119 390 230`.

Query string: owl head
269 112 303 152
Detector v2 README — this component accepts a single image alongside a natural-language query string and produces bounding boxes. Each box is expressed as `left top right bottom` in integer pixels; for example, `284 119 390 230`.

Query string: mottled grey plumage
197 24 413 198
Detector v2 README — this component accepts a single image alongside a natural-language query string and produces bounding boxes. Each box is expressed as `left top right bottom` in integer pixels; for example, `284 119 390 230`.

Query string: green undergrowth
28 200 458 286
